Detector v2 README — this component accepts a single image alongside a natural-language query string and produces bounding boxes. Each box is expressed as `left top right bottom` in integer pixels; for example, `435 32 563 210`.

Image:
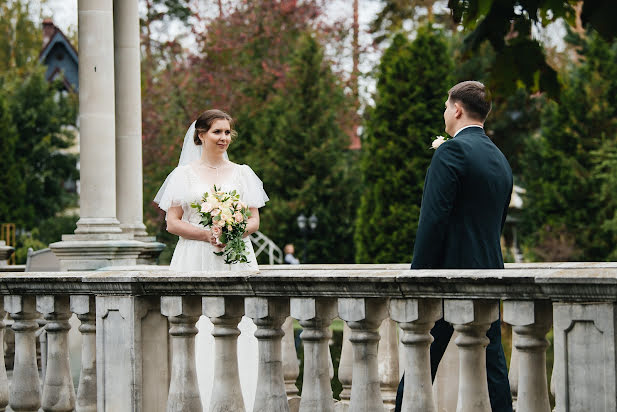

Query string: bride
154 109 268 411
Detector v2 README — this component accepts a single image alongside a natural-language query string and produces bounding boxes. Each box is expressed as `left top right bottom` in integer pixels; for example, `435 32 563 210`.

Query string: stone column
390 298 442 412
338 298 388 412
49 0 145 271
5 296 41 412
71 296 97 412
337 322 353 404
503 300 551 412
161 296 202 412
113 0 147 239
246 297 290 412
112 0 165 263
203 296 245 412
0 301 8 411
378 318 399 408
508 330 519 410
36 296 76 412
96 296 170 412
282 316 300 399
553 302 617 412
74 0 120 235
290 298 337 412
444 299 499 412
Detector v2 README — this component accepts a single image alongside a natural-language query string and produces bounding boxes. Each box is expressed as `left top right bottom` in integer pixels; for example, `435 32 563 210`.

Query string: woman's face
200 119 232 153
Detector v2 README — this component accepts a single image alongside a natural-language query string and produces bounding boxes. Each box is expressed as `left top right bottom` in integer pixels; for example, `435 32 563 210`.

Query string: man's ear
454 102 464 119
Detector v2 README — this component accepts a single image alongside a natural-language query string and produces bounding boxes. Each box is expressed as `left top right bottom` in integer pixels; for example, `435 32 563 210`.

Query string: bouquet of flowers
191 186 252 264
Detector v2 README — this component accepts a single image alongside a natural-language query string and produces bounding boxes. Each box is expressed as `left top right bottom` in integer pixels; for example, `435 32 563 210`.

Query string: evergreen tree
355 28 452 263
520 30 617 261
248 33 360 263
0 68 78 229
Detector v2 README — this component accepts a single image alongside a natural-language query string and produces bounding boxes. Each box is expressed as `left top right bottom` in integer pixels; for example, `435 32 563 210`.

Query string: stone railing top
0 263 617 301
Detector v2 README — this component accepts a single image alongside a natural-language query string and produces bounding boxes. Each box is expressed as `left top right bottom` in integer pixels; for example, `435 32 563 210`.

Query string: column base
74 217 123 234
135 240 166 265
50 237 145 271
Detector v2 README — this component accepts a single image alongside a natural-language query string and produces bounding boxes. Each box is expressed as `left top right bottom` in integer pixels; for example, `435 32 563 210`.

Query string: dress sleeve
154 166 191 212
240 165 269 208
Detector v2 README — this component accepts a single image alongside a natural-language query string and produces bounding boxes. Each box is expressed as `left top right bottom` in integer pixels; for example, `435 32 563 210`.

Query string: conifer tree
520 30 617 261
355 27 452 263
248 33 360 263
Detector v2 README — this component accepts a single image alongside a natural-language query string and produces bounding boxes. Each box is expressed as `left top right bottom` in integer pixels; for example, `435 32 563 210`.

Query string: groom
394 81 513 411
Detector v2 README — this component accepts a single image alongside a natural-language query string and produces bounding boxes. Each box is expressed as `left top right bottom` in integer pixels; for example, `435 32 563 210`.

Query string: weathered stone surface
553 302 617 412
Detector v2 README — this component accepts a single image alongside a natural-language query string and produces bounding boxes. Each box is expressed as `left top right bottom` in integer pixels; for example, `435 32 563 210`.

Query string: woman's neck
199 152 227 168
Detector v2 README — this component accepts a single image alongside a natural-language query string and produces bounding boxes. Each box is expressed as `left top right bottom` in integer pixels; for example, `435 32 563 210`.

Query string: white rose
431 135 447 149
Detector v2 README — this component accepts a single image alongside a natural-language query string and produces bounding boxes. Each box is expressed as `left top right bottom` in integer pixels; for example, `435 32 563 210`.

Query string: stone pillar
508 332 519 410
203 296 245 412
96 296 170 412
338 298 388 412
112 0 165 263
378 318 399 408
432 332 459 411
503 300 551 412
161 296 202 412
71 296 97 412
0 301 8 411
246 297 290 412
553 302 617 412
390 298 442 412
74 0 120 235
113 0 147 239
5 296 41 412
49 0 145 271
282 317 300 397
337 322 353 403
36 296 76 412
290 298 337 412
444 299 499 412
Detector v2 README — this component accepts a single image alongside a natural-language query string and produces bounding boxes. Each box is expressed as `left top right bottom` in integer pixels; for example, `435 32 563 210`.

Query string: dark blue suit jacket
411 126 512 269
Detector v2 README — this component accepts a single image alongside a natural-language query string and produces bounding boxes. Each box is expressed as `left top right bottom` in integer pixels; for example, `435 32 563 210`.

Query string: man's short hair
448 81 492 121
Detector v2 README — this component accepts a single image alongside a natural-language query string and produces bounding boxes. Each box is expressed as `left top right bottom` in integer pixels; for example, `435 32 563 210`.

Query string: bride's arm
243 207 260 238
166 206 217 244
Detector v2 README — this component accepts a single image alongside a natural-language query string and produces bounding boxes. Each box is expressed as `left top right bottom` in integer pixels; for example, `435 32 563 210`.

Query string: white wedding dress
157 162 269 411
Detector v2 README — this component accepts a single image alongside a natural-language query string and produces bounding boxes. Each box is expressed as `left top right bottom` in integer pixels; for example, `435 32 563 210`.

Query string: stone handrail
0 264 615 411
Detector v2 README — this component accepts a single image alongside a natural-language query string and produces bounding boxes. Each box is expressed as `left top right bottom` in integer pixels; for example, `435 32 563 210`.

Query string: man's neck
453 123 484 137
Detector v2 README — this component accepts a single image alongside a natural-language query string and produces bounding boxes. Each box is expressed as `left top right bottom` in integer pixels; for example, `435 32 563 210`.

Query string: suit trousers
394 317 512 412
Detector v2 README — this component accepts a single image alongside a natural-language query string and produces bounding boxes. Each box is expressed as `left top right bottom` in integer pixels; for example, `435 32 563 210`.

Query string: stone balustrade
0 263 616 411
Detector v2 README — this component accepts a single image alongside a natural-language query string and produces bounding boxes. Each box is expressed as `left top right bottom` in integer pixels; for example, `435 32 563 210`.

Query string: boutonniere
431 135 449 149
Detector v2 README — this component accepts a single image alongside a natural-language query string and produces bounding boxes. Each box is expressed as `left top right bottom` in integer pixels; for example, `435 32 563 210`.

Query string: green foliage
449 0 617 98
355 28 452 263
245 34 360 263
0 67 78 230
519 31 617 260
13 215 78 264
0 1 79 233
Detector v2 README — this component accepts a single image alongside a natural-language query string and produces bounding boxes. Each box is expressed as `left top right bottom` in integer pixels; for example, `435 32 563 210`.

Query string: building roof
39 19 78 92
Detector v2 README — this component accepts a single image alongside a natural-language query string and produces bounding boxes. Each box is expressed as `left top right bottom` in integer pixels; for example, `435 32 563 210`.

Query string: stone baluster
245 297 290 412
508 331 520 411
282 317 300 397
203 296 245 412
338 298 388 412
390 298 442 412
161 296 202 412
444 299 499 412
5 296 41 412
337 322 353 403
0 302 8 411
378 318 399 408
290 298 337 412
36 296 76 412
504 301 552 412
71 295 96 412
